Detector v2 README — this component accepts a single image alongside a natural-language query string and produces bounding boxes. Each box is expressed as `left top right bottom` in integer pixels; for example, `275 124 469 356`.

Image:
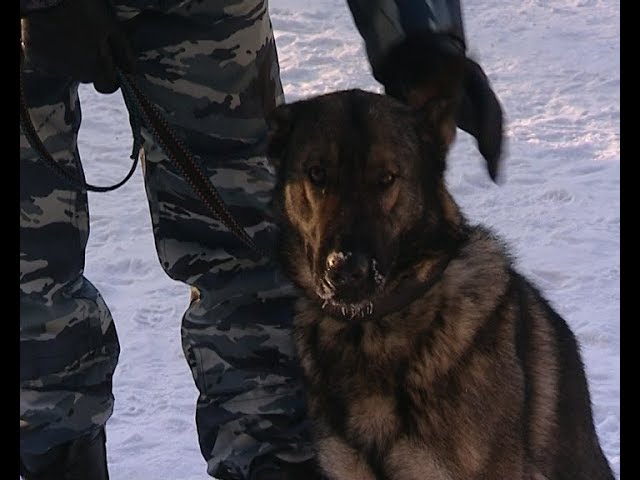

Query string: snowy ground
75 0 620 478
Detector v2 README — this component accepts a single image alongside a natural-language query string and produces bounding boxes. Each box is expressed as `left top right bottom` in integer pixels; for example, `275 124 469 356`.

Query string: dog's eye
307 166 327 187
378 172 396 188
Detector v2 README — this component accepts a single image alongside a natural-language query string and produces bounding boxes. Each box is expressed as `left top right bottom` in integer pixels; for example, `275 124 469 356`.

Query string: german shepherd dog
265 45 614 480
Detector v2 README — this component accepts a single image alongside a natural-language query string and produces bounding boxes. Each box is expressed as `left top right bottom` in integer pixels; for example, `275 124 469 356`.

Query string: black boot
20 428 109 480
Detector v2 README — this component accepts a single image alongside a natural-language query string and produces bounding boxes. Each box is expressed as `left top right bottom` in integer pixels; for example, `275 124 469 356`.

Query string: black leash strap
19 46 266 258
19 51 139 193
116 70 265 258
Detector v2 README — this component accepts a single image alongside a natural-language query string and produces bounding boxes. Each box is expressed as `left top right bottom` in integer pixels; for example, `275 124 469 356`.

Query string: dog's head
266 86 469 316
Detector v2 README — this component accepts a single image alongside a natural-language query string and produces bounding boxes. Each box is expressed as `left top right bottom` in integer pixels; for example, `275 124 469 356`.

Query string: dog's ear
265 103 295 169
415 96 460 149
376 31 503 181
375 31 466 105
376 32 465 149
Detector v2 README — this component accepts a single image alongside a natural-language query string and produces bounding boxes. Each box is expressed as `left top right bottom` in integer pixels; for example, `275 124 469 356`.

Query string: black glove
373 32 505 182
20 0 136 94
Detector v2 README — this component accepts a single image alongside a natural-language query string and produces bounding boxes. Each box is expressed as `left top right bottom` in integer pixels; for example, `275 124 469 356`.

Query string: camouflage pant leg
19 67 120 465
116 1 312 477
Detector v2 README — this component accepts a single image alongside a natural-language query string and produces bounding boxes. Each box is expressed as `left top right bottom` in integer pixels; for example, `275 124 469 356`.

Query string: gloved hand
373 31 505 182
20 0 136 94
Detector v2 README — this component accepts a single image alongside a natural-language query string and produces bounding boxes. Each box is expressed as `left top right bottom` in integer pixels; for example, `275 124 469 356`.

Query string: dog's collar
319 254 452 322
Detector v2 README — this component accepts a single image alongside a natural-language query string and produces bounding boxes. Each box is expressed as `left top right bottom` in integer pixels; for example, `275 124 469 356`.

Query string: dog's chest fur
293 229 525 477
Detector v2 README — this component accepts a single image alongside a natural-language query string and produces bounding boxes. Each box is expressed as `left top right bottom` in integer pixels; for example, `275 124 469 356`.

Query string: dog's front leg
315 435 377 480
384 438 454 480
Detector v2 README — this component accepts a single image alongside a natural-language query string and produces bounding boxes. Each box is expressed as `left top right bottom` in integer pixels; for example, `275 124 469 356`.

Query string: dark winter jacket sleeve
346 0 466 71
20 0 63 16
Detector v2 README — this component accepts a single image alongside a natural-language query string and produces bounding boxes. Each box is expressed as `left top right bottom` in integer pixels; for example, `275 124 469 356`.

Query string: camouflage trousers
20 1 313 478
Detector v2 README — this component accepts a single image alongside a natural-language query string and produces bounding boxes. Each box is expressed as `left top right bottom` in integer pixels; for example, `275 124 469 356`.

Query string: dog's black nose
326 251 371 286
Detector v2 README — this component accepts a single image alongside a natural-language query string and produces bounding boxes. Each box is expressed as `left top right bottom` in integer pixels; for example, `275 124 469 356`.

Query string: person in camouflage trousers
20 1 503 478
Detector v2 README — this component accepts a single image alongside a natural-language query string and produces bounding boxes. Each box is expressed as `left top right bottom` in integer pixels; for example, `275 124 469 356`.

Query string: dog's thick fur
266 86 613 479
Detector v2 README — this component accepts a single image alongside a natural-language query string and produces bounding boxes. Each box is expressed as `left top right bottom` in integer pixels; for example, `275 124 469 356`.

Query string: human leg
116 1 313 478
20 64 119 477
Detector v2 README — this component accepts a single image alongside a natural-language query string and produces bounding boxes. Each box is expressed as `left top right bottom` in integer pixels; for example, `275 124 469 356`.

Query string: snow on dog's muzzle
325 251 371 288
320 250 385 304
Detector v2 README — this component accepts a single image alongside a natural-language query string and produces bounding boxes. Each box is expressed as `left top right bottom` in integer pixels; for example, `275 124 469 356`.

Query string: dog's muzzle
326 251 371 287
321 250 384 304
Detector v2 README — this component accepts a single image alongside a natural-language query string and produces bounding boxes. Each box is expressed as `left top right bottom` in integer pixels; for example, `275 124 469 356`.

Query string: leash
19 50 139 193
115 70 265 258
19 49 267 259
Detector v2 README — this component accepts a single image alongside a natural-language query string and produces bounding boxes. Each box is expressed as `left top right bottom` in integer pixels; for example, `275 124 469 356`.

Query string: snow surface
73 0 619 478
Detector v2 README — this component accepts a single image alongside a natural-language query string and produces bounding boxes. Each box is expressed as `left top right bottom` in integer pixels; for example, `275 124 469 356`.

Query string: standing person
19 1 503 478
